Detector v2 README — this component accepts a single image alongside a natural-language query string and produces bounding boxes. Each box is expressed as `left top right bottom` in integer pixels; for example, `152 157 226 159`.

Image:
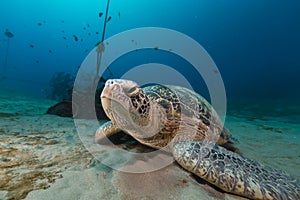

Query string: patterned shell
135 84 231 148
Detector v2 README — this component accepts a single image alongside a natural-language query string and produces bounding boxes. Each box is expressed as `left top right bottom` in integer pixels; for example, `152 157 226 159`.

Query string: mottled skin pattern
96 79 231 148
95 79 300 200
173 140 300 200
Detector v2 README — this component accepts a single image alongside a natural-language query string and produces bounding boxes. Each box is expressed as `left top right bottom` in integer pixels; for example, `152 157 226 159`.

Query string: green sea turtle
95 79 300 200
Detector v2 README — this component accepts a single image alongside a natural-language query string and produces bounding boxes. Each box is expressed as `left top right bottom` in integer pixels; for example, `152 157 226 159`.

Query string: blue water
0 1 300 199
0 0 299 104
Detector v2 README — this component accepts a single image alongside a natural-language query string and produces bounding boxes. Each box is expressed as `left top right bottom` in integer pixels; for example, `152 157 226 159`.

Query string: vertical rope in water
94 0 111 90
2 38 9 79
101 0 110 42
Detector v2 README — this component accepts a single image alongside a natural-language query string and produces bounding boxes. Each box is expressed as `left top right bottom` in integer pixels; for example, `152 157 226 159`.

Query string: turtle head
101 79 151 129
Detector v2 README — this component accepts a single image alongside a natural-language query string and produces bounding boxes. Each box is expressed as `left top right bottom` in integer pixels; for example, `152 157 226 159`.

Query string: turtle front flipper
173 141 300 200
95 121 121 143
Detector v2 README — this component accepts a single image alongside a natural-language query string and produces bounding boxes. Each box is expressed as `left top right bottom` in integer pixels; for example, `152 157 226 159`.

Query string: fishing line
1 39 10 79
94 0 111 89
3 39 9 74
101 0 110 42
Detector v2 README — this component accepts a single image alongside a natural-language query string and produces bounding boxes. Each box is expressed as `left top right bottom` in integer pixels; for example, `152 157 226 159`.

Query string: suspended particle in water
73 35 78 42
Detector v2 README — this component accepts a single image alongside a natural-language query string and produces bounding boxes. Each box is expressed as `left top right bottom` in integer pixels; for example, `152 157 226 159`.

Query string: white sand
0 93 299 199
226 115 300 179
25 167 118 200
0 191 8 200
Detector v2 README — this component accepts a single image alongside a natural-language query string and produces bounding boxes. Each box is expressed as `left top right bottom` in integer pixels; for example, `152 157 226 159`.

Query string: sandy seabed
0 91 299 200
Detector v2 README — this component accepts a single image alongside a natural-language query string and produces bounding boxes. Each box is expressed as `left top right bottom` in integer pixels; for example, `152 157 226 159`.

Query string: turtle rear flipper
173 140 300 200
220 141 242 155
218 128 241 154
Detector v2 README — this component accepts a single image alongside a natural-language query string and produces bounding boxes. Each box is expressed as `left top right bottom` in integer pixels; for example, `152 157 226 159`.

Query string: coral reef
46 89 108 120
46 72 108 120
47 71 74 101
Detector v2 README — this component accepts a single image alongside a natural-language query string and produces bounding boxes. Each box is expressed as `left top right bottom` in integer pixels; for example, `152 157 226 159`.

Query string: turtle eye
127 86 139 96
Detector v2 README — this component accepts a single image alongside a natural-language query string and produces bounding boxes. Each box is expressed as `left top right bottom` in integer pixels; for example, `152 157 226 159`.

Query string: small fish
107 16 112 22
37 22 43 26
61 30 65 33
95 31 99 35
73 35 78 42
29 44 34 48
35 60 40 64
88 33 91 36
4 29 14 38
118 12 120 18
87 24 90 28
48 49 52 53
99 12 103 18
61 20 65 23
62 36 67 40
154 47 159 50
83 27 86 30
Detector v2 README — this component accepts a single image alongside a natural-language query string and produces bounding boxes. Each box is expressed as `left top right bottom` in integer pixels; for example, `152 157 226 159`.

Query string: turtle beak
100 80 115 100
100 79 140 117
100 80 116 120
100 79 131 121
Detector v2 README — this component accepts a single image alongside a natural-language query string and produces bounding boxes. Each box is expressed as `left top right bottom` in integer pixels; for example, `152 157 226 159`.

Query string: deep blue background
0 0 299 104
